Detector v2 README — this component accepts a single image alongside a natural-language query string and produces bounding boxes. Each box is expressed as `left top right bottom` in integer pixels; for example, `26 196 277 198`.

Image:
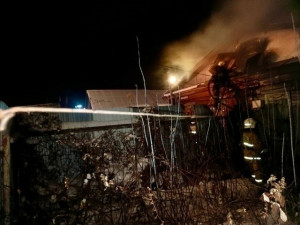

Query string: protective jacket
242 129 263 183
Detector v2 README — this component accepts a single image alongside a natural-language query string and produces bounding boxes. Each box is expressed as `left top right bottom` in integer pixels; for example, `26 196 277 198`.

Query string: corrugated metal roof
59 112 93 122
87 89 169 110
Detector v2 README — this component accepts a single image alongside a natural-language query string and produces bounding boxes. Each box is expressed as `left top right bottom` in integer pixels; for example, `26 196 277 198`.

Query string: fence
0 103 299 224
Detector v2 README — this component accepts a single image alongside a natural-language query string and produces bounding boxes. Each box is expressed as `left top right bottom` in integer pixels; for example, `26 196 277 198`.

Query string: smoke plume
155 0 298 87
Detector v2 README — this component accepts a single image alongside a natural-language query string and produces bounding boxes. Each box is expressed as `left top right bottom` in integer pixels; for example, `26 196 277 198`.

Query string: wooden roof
182 28 299 89
163 27 300 115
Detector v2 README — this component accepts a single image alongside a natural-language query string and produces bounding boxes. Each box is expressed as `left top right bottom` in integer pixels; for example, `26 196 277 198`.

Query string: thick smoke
155 0 298 87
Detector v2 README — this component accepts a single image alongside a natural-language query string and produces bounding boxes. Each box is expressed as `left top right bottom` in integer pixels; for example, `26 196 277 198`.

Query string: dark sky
3 1 222 107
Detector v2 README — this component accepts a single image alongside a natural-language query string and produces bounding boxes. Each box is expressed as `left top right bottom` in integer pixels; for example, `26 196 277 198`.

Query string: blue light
75 104 83 109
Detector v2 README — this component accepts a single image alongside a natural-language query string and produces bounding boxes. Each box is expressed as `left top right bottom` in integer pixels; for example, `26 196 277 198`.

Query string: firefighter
242 118 263 183
209 61 231 99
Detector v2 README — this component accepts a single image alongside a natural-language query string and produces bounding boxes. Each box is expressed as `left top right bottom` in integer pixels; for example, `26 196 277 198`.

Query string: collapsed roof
184 28 299 88
163 27 300 115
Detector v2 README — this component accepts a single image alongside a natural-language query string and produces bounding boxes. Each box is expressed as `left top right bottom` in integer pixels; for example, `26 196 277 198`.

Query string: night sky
2 1 222 107
3 1 299 107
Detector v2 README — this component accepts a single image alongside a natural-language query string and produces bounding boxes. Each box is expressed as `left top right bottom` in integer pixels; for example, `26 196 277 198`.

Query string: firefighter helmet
244 118 256 129
218 60 225 66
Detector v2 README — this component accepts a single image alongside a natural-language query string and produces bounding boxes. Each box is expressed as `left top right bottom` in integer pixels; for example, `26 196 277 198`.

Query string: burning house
163 24 300 185
164 27 300 116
